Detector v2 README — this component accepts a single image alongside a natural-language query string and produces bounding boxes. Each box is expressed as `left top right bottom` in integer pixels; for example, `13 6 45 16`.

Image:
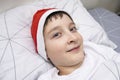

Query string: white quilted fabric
0 5 53 80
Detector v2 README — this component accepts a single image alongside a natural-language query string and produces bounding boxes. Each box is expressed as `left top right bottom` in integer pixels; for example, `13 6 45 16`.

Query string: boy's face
44 14 84 68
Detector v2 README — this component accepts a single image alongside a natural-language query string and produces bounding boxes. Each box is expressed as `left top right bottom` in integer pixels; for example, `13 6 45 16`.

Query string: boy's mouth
67 45 80 52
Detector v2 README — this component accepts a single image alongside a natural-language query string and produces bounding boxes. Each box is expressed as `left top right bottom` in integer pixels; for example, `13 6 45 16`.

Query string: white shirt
38 41 120 80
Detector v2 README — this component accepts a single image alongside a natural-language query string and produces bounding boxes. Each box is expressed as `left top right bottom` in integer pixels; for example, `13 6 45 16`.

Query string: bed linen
88 8 120 52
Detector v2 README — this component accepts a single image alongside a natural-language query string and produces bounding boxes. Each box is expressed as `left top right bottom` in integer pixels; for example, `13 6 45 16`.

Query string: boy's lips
67 45 80 52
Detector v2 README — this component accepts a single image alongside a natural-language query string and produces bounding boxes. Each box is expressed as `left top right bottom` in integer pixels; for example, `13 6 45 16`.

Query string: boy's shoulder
90 60 120 80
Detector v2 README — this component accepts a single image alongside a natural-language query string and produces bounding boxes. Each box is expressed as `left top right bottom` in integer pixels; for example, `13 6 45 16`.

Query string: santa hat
31 8 64 61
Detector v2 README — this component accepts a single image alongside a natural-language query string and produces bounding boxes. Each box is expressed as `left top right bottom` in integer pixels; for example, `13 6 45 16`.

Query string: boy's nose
67 33 77 44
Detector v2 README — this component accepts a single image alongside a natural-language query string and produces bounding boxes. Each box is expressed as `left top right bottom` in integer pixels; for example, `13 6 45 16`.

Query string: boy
31 8 120 80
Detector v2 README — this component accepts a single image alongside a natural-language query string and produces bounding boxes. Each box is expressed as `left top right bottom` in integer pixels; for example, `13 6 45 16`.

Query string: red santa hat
31 8 64 61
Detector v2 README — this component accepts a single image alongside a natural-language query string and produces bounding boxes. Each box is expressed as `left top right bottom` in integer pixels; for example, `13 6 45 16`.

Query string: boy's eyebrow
47 22 75 34
69 22 75 26
47 26 61 34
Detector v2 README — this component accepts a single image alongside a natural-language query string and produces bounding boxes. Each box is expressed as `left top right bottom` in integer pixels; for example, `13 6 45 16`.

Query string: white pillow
0 0 117 80
0 5 53 80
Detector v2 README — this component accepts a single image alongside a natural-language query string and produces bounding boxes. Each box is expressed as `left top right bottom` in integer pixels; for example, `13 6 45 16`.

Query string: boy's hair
44 11 73 27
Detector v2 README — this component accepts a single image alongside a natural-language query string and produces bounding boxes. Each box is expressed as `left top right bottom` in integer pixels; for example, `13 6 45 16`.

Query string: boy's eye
70 27 77 32
52 32 61 38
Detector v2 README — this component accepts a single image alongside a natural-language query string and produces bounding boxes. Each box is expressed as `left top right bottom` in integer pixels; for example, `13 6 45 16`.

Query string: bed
0 0 120 80
88 8 120 52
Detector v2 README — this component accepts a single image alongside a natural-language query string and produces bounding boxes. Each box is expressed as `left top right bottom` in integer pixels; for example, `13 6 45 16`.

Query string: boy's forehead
44 20 75 35
47 14 72 24
47 14 65 21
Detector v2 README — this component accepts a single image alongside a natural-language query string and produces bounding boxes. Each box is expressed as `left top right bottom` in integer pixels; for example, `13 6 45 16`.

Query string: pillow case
88 8 120 52
0 0 117 80
0 5 53 80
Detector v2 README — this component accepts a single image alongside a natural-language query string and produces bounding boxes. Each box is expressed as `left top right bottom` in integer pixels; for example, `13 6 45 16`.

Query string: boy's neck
57 57 85 75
